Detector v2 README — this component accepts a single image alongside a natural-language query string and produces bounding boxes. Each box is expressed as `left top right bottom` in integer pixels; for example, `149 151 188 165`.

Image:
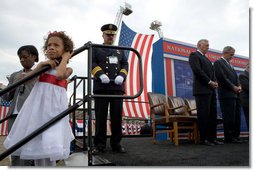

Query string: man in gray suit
214 46 242 143
3 45 39 166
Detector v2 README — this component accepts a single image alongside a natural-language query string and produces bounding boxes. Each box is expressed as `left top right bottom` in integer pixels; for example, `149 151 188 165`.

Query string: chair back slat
168 96 189 115
147 92 167 115
184 98 197 116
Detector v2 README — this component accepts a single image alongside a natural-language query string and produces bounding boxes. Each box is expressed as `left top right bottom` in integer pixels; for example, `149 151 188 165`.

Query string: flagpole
114 2 133 45
150 20 165 99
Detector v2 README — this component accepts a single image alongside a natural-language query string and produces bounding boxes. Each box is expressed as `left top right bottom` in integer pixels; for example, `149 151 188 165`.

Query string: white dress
4 69 74 161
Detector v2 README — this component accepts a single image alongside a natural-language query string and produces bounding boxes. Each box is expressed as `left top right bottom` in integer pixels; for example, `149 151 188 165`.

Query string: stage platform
73 136 249 166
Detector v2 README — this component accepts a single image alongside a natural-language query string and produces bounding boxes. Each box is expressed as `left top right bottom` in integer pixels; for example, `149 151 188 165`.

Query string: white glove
114 75 124 85
99 74 110 84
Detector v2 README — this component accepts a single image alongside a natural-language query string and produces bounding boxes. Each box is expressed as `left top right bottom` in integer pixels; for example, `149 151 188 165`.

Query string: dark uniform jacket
214 58 240 99
239 70 249 107
189 51 216 96
92 47 128 93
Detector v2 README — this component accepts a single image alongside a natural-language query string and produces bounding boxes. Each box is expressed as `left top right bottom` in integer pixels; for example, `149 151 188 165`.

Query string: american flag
118 21 154 119
0 99 11 136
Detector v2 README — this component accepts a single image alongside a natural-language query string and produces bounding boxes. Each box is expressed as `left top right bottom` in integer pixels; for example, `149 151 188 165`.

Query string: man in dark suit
214 46 242 143
189 39 220 146
239 63 249 131
92 24 128 154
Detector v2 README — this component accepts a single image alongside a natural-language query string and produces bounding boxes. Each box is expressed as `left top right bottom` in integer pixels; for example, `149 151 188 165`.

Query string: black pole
86 42 93 166
82 78 87 151
71 76 77 151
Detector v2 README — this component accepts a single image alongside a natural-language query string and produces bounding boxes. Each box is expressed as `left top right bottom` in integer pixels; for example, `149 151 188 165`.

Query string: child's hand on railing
38 59 57 69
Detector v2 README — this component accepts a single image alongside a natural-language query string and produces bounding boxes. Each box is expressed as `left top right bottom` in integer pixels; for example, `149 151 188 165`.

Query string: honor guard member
92 24 128 154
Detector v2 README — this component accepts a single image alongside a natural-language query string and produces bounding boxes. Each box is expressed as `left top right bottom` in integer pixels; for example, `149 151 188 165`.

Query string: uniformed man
92 24 128 154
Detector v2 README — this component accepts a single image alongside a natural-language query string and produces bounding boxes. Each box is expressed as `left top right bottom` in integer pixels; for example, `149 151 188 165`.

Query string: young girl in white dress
4 31 75 166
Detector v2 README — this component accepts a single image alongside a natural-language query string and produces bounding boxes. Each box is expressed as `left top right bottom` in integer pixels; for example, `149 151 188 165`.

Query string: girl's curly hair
43 31 74 53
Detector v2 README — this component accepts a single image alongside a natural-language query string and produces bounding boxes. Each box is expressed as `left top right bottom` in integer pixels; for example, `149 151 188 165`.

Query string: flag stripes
0 100 10 136
118 21 154 119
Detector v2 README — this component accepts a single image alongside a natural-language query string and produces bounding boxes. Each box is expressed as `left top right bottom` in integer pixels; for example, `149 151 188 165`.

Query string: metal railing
0 42 143 166
0 43 89 160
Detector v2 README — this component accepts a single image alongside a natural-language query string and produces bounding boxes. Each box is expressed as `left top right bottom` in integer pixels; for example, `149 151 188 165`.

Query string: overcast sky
0 0 250 91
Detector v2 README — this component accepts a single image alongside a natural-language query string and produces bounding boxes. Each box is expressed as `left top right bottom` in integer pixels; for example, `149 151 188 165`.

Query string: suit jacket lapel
197 51 212 65
220 58 236 75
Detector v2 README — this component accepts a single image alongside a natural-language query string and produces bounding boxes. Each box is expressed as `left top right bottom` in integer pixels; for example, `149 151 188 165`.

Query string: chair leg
188 131 192 141
152 123 156 144
173 122 179 146
168 132 173 142
170 132 173 142
193 122 198 144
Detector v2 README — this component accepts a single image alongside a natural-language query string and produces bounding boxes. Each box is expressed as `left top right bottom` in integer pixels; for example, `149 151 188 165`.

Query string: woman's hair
43 31 74 53
17 45 39 62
